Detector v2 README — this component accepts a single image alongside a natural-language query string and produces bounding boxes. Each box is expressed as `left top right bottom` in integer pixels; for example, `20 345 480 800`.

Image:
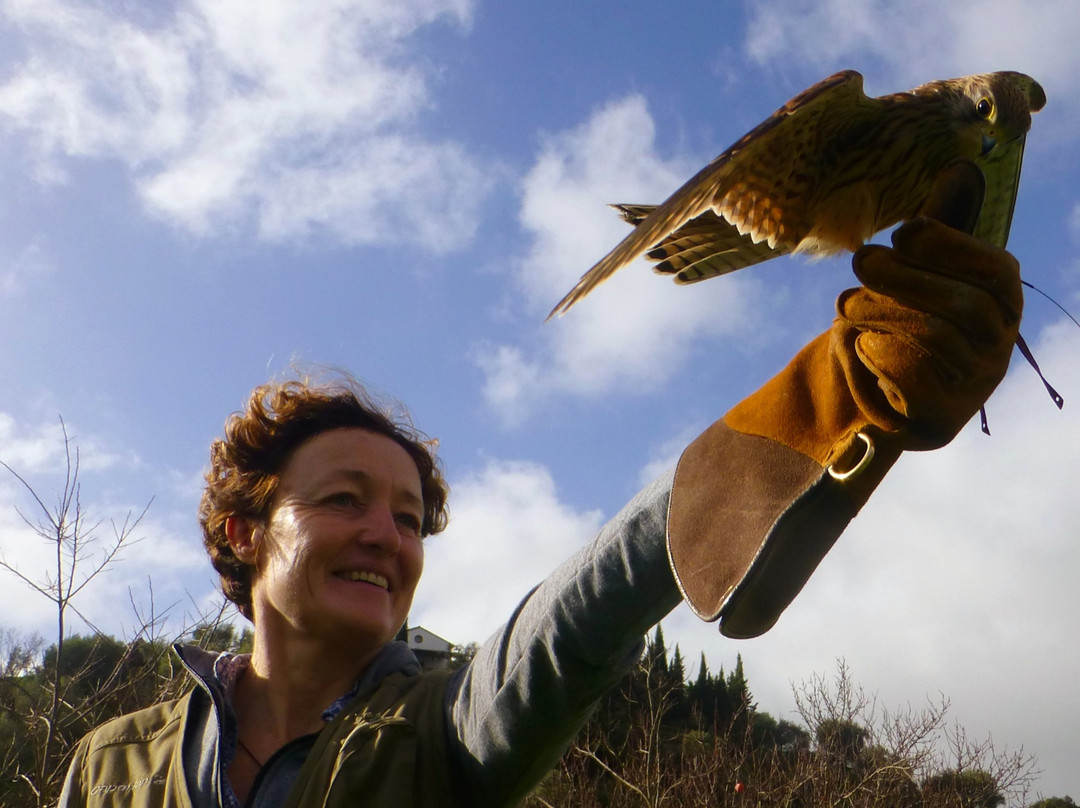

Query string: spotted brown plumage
548 70 1045 319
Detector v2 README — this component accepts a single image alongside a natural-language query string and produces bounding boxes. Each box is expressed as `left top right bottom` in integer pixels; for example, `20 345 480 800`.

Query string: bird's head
944 71 1046 157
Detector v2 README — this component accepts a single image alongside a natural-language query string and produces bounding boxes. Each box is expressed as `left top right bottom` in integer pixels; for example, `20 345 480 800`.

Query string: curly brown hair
198 372 449 619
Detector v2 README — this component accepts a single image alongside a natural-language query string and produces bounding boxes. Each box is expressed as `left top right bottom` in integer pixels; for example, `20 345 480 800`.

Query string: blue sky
1 0 1079 801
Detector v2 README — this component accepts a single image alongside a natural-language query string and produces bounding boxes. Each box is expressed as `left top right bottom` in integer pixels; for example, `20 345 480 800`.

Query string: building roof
405 625 451 654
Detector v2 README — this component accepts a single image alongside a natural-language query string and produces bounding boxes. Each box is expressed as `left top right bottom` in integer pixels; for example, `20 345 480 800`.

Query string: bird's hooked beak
981 133 997 155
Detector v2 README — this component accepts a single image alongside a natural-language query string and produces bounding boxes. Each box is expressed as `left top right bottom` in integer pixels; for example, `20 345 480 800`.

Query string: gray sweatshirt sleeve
444 468 684 806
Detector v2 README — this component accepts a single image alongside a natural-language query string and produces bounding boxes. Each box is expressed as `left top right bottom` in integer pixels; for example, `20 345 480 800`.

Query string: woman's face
245 428 426 650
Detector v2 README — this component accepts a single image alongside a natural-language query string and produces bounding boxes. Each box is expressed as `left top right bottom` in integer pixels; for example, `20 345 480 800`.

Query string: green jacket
59 668 458 807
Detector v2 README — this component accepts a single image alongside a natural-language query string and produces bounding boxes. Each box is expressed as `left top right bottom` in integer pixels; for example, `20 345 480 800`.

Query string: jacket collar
171 640 422 807
174 639 420 700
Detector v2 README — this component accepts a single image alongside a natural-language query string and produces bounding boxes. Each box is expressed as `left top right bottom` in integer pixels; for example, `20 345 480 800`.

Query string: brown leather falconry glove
666 160 1023 639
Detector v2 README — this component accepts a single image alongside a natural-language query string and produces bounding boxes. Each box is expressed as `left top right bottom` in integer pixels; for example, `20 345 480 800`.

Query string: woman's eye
326 492 360 508
395 513 422 536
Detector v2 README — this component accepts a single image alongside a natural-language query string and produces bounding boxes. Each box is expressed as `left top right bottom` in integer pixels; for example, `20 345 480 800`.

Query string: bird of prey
547 70 1045 319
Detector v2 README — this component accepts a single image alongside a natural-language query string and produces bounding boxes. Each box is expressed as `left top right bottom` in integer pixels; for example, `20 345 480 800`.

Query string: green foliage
816 716 870 762
924 768 1005 807
42 634 126 685
448 641 479 670
1029 797 1078 808
189 621 254 654
751 712 810 752
0 631 189 808
527 643 1039 808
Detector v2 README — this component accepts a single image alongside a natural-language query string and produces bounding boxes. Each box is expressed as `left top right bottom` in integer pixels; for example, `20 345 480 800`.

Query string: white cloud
745 0 1080 77
0 0 490 249
476 95 767 422
0 412 132 475
0 410 207 641
410 458 604 644
636 426 700 489
1070 202 1080 243
743 0 1080 138
70 513 211 638
0 238 53 297
0 512 59 631
0 413 66 473
0 502 209 642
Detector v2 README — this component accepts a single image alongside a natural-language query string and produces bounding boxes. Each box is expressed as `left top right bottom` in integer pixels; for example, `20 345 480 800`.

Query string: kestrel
548 70 1045 319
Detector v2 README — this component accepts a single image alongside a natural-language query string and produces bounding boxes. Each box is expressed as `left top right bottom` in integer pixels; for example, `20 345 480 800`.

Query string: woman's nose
358 504 401 552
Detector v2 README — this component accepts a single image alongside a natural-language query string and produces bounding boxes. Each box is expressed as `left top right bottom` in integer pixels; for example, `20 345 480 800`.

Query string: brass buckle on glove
827 432 875 481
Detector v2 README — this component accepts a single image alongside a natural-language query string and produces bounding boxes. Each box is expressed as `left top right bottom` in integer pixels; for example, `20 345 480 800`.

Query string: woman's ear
225 516 263 565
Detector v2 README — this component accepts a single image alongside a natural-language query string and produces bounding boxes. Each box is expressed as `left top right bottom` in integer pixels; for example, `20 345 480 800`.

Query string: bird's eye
976 97 994 118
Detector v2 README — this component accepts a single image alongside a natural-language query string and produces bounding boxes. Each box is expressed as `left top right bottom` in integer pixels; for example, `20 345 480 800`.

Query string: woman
58 163 1023 806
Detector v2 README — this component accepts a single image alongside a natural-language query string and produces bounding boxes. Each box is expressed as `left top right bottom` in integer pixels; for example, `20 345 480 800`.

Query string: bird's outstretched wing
547 70 869 319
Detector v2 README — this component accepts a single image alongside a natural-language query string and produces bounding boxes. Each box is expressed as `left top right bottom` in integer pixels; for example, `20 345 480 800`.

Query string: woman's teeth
341 570 388 589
